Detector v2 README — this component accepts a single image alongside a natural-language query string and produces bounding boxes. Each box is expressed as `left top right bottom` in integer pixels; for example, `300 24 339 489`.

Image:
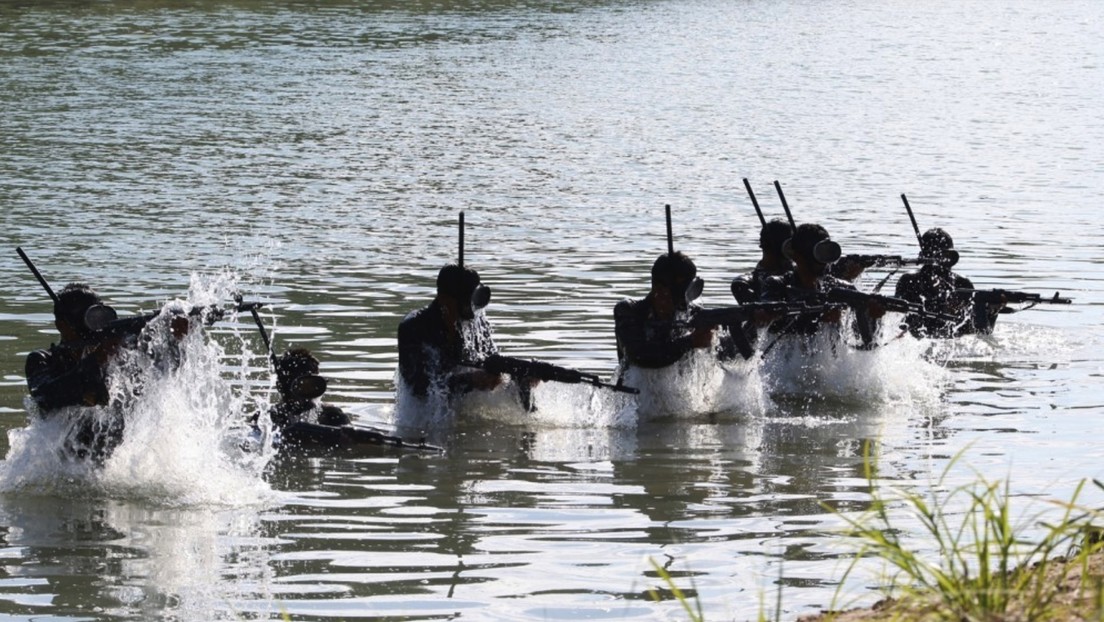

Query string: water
1 0 1102 619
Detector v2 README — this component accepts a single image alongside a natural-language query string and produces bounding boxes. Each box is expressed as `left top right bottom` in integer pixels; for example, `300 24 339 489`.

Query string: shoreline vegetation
797 548 1104 622
656 447 1104 622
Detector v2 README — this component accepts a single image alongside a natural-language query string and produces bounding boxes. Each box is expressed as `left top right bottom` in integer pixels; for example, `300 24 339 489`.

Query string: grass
646 444 1104 622
822 444 1104 621
647 557 706 622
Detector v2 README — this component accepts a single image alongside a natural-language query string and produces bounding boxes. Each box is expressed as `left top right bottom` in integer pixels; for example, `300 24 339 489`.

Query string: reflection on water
1 0 1103 619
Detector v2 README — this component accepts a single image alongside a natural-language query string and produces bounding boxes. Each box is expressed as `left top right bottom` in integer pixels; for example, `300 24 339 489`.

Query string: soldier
731 218 794 304
25 283 190 462
263 348 421 451
614 251 735 370
895 228 1001 337
397 264 502 399
764 223 884 339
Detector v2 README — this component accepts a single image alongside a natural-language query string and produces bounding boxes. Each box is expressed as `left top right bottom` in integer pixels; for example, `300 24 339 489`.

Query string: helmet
437 264 491 320
919 228 960 266
783 223 841 266
651 252 703 310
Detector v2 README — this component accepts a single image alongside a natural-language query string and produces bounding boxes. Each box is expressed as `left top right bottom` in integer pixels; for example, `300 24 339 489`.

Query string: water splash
620 341 770 422
761 322 949 407
0 271 276 507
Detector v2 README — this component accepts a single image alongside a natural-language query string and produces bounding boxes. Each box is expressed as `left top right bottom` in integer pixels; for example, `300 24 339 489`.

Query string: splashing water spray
1 265 275 506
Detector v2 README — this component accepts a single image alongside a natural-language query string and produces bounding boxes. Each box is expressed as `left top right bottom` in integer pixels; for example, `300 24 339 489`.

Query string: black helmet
759 219 793 256
783 223 841 265
274 348 328 400
55 283 104 337
651 251 703 310
437 264 491 320
919 228 960 266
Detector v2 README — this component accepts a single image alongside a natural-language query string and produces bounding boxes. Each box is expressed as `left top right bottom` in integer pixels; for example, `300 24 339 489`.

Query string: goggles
667 276 703 310
783 238 842 265
83 303 119 332
458 284 492 320
471 284 491 312
290 374 328 400
684 276 704 304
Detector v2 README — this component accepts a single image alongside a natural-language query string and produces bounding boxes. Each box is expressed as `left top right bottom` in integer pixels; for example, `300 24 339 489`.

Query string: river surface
1 0 1102 620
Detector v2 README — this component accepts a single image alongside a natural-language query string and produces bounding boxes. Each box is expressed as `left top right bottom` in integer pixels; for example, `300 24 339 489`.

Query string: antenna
249 307 278 369
773 181 797 232
901 194 923 245
16 247 59 303
458 211 465 267
743 178 767 228
665 204 674 254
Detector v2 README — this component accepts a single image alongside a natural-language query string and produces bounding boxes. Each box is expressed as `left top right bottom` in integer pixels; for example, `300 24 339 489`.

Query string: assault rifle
17 245 262 343
462 354 639 395
686 301 844 359
83 300 265 344
786 287 958 347
828 287 958 346
954 288 1072 306
954 288 1072 334
838 254 934 270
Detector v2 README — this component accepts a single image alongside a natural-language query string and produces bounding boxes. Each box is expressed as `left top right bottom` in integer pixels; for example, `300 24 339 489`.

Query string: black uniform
895 265 984 338
731 265 790 304
25 342 110 411
612 295 748 368
25 342 124 462
397 299 498 397
765 272 857 337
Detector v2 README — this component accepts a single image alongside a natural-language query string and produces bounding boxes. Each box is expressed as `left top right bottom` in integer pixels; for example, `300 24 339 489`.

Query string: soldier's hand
753 308 783 327
470 370 503 391
691 325 715 348
171 315 191 340
835 258 865 281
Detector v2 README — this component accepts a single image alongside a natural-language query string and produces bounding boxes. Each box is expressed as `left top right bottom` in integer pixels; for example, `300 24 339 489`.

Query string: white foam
759 317 951 406
620 347 770 422
0 272 276 508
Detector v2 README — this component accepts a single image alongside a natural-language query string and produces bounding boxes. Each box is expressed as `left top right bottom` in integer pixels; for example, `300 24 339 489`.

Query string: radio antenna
665 204 675 254
773 181 797 232
16 247 59 303
458 211 465 267
901 194 923 245
743 178 767 228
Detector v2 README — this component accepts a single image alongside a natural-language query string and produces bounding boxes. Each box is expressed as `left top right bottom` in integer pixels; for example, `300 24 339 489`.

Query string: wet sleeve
613 301 694 369
893 273 916 302
25 348 107 411
397 317 431 397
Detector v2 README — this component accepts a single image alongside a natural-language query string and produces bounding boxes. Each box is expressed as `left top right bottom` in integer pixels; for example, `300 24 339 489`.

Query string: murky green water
1 0 1101 619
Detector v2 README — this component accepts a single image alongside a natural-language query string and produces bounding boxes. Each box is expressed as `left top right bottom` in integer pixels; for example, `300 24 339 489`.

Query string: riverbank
798 549 1104 621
